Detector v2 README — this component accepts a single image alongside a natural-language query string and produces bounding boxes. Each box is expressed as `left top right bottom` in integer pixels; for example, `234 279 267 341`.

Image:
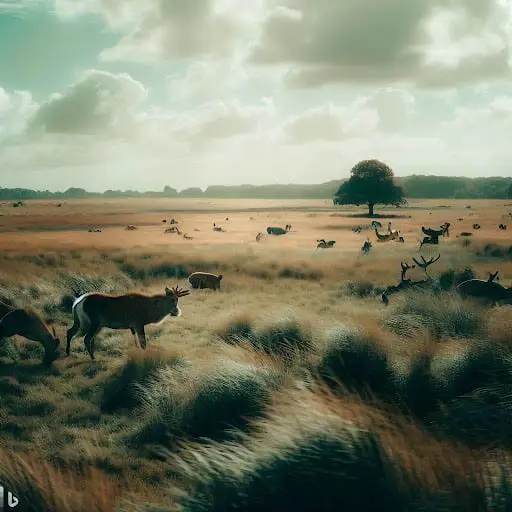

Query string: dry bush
171 389 508 512
122 359 287 450
100 348 187 413
0 449 120 512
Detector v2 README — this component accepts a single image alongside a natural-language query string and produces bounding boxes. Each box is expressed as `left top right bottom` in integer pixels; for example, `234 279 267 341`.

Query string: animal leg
130 327 140 348
136 326 147 349
66 321 80 356
83 324 101 360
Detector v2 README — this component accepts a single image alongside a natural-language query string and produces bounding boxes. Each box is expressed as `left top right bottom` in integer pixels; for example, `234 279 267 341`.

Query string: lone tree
334 159 406 216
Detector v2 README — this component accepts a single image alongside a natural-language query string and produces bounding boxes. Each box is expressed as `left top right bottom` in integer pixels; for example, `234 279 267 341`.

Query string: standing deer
0 301 60 366
375 228 398 242
361 239 372 254
66 286 190 360
457 271 512 306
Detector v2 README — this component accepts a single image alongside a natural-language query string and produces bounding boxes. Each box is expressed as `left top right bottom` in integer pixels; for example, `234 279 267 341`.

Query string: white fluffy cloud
249 0 511 88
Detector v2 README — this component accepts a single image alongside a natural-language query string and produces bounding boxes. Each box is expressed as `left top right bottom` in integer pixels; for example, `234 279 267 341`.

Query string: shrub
316 325 395 400
125 361 285 448
100 350 186 413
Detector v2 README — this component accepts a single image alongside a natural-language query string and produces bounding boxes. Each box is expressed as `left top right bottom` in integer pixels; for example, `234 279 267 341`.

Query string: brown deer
0 301 60 366
66 286 190 360
457 271 512 306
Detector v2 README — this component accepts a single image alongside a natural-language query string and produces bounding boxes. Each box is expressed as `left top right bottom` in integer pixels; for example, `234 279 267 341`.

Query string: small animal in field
457 271 512 306
188 272 223 291
361 239 372 254
183 233 193 240
66 286 190 360
225 217 229 221
256 232 263 242
459 232 473 237
267 226 290 235
0 301 60 366
88 228 102 233
352 226 362 233
213 223 225 232
472 223 481 229
125 225 137 231
317 239 335 249
499 224 507 230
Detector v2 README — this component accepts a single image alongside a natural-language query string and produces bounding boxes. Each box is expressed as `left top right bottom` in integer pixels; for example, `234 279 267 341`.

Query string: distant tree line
0 176 511 201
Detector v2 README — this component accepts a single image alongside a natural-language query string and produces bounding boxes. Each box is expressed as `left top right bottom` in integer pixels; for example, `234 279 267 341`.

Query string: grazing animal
267 226 289 235
457 271 512 306
213 223 225 232
66 286 190 360
125 225 137 231
419 234 439 248
375 228 398 242
472 223 481 229
382 256 440 304
361 239 372 254
188 272 223 291
88 228 102 233
183 233 193 240
499 224 507 230
352 226 362 233
165 227 182 235
316 239 335 249
398 236 405 243
256 232 263 242
0 302 60 366
460 232 473 237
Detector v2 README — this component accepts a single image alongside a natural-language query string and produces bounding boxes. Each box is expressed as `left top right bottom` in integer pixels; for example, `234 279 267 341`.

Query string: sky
0 0 511 192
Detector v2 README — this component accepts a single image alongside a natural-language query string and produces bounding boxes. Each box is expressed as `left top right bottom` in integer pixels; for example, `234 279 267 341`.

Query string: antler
51 325 57 338
488 271 499 283
412 254 441 276
400 262 415 281
171 286 190 297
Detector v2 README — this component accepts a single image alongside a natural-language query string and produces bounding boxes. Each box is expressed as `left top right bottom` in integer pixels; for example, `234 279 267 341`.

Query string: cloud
26 70 148 137
0 87 37 140
281 88 414 143
248 0 511 88
88 0 264 62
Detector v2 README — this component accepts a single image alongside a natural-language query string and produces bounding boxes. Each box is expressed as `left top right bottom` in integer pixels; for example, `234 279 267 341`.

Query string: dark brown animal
66 286 190 360
188 272 223 291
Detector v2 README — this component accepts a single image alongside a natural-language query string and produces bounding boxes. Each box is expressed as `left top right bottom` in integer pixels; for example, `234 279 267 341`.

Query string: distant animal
499 224 507 230
66 286 190 360
398 236 404 243
188 272 223 291
183 234 193 240
213 223 225 232
371 221 382 229
460 232 473 237
317 239 335 249
165 227 181 234
472 224 481 229
170 218 178 224
88 228 102 233
267 226 290 235
375 227 398 242
125 225 137 231
458 218 463 221
162 219 167 223
0 301 60 366
352 226 362 233
56 203 62 207
225 217 229 221
457 271 512 306
361 239 372 254
285 224 292 231
256 232 263 242
421 222 450 238
419 234 439 248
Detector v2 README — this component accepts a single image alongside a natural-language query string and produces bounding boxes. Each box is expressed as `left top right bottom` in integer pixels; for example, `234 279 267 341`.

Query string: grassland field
0 197 511 511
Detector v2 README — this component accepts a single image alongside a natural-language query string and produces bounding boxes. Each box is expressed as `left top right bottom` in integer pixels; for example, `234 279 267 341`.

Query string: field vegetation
0 198 511 510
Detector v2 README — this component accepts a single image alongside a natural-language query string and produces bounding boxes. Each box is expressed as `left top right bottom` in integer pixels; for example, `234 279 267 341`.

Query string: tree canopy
334 159 406 216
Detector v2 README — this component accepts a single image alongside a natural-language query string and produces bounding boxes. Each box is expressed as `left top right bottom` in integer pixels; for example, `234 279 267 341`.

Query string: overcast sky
0 0 511 191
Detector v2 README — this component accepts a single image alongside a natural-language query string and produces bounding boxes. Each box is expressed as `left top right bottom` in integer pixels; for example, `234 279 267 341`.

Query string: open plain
0 197 511 511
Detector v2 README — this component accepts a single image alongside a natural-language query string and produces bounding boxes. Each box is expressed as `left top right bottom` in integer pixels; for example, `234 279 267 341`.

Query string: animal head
164 286 190 316
218 275 223 281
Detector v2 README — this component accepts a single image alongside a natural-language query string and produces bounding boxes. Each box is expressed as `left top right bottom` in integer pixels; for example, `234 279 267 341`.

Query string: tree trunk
368 203 375 216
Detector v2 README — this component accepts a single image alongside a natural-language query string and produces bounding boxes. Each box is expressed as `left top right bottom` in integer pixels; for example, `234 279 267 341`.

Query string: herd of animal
0 271 223 366
1 210 510 368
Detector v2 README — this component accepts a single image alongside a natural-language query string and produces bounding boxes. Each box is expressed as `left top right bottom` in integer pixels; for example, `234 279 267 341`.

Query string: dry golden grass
0 197 511 510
